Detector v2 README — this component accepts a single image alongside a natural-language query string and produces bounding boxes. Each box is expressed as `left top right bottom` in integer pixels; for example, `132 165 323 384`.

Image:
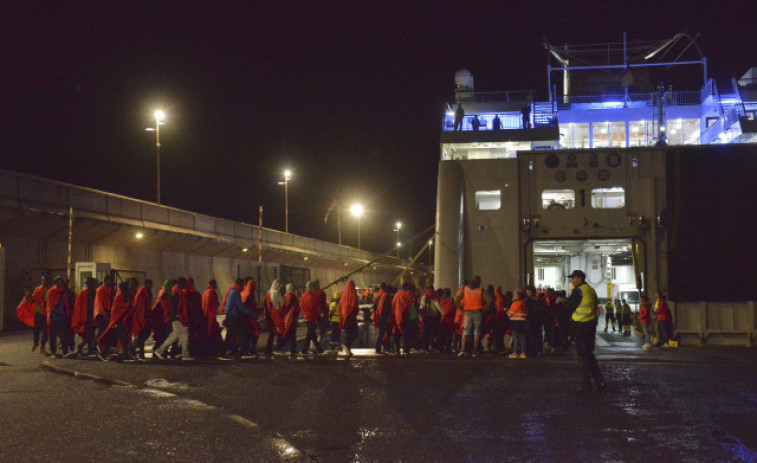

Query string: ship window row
542 188 624 209
474 188 625 211
559 119 699 148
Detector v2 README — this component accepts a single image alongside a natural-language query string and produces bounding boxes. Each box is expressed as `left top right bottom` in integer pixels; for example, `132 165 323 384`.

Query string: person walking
392 282 416 355
614 299 623 334
604 299 616 333
300 280 326 357
454 276 492 358
282 283 300 359
566 270 605 392
71 277 97 355
654 291 673 348
621 299 633 336
507 290 528 359
338 280 359 357
525 285 544 356
328 292 341 353
151 280 174 354
493 287 510 354
31 275 51 355
131 279 153 359
222 278 257 359
372 283 393 354
263 279 286 360
154 277 192 361
202 280 221 350
46 276 70 358
639 295 652 348
93 275 115 352
439 288 456 353
97 281 134 360
419 285 442 352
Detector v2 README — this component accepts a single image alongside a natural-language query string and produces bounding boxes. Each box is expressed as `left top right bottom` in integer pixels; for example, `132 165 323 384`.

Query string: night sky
2 1 755 253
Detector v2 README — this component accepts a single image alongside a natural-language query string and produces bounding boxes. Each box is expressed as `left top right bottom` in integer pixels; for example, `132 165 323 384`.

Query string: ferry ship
433 33 757 346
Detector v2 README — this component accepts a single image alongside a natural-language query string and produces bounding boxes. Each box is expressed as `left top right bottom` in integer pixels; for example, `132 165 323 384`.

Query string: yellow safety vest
571 283 598 322
329 301 340 322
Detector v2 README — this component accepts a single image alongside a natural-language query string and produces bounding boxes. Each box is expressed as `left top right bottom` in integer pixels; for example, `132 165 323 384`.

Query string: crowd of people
16 271 674 372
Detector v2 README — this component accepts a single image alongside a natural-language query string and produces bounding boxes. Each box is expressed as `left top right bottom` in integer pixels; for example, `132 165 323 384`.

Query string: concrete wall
673 301 756 347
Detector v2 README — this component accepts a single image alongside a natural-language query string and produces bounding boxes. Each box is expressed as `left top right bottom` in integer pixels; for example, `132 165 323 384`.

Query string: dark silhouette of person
454 104 465 131
492 116 502 131
471 116 481 131
521 102 531 129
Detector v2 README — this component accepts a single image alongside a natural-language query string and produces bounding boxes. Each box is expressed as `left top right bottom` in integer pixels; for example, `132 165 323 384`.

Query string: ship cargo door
531 238 644 308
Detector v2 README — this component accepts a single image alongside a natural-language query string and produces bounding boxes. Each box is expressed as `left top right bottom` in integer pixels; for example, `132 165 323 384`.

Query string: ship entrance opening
531 238 643 309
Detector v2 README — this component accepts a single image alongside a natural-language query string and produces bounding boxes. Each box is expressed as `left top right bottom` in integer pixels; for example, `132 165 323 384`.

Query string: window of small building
591 187 625 208
542 189 575 210
475 190 501 210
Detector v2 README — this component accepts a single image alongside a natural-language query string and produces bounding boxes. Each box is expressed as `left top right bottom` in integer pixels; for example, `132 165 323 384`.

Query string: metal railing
454 90 534 104
554 91 700 108
443 113 523 131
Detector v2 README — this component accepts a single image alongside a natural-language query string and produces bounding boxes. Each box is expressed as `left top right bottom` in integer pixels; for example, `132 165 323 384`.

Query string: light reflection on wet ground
28 331 757 462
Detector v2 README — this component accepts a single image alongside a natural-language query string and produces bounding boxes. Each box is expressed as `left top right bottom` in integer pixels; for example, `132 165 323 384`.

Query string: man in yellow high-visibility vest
566 270 606 392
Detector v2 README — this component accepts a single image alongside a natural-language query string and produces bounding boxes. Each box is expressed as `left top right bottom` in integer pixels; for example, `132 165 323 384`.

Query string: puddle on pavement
144 378 189 390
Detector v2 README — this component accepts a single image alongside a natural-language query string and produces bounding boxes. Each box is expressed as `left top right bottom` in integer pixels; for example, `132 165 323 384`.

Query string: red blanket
71 288 94 333
16 297 35 328
131 287 152 337
338 281 359 330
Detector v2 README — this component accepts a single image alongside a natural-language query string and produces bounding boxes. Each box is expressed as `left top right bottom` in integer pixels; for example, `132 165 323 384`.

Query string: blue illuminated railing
556 91 700 109
443 113 523 131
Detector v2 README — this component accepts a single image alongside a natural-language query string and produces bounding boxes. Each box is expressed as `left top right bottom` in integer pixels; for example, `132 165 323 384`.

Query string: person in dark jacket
525 286 544 356
223 278 258 358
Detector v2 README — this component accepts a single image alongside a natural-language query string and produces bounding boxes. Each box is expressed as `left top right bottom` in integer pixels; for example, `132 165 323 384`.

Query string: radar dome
454 69 474 90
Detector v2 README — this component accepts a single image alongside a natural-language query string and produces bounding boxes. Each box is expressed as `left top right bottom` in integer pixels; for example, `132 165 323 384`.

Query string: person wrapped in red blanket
46 276 70 357
97 281 133 360
263 279 286 359
70 277 98 355
372 283 393 354
130 279 154 359
281 283 300 358
338 280 359 357
392 282 417 356
438 288 457 352
300 280 326 356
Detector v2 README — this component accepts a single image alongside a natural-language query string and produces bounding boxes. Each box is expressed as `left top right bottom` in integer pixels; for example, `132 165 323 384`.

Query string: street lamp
350 204 364 249
394 221 402 257
145 110 166 204
428 239 433 265
278 170 292 233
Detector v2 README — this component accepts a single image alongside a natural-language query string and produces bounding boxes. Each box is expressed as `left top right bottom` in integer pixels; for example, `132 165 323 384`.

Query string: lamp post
278 170 292 233
351 204 364 249
394 221 402 257
428 239 433 265
145 110 165 204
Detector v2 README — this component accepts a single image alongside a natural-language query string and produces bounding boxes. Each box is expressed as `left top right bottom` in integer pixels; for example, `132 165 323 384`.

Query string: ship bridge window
542 189 575 210
475 190 501 210
591 187 625 208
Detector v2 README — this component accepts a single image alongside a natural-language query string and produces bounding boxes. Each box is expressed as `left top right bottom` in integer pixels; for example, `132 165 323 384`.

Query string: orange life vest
462 287 483 311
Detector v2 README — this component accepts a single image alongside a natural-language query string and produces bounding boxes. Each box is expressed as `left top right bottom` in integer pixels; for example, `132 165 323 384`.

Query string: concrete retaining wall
672 301 756 347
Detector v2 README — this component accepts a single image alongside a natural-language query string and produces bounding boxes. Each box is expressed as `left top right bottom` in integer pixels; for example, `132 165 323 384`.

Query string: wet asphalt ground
2 330 757 463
